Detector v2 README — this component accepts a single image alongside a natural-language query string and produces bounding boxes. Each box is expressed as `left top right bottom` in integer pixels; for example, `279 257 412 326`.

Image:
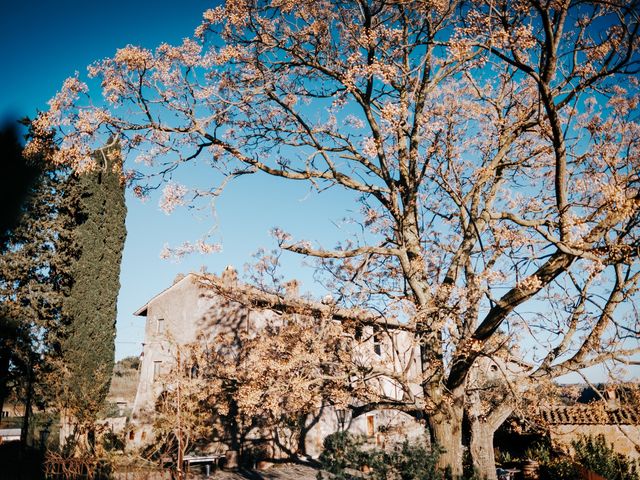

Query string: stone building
540 396 640 460
129 270 425 458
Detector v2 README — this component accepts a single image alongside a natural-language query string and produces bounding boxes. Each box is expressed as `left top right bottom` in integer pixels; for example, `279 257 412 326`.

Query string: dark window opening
354 325 363 341
373 326 382 356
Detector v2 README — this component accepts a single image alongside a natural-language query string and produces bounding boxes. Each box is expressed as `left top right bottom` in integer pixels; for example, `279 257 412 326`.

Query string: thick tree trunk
470 419 497 480
429 401 464 478
469 402 514 480
0 346 9 417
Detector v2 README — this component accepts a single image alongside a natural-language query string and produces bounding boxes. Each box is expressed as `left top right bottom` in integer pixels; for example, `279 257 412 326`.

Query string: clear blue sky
1 1 352 359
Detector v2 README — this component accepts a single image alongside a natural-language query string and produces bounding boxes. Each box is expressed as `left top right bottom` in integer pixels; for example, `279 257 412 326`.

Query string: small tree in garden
27 0 640 475
148 345 212 480
149 307 350 469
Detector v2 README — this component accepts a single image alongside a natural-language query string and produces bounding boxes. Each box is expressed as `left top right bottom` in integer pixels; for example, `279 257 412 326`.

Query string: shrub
102 430 125 452
385 440 443 480
572 434 639 480
317 431 370 479
318 432 445 480
535 434 640 480
539 458 581 480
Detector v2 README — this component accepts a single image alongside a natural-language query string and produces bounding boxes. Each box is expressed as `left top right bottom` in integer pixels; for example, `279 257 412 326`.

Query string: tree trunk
469 401 514 480
20 357 33 447
470 419 497 480
0 346 9 418
429 404 464 478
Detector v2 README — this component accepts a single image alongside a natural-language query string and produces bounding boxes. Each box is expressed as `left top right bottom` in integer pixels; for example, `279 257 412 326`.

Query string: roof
134 270 410 330
133 273 196 316
196 272 409 330
541 406 640 426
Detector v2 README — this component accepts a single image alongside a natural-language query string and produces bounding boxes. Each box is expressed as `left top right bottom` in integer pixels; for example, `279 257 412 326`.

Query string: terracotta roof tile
541 406 640 425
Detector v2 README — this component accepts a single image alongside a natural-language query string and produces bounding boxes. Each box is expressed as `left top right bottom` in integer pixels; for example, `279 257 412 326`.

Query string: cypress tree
58 142 127 442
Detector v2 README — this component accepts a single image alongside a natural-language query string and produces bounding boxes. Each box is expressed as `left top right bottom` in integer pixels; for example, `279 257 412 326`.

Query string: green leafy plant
537 434 640 480
317 431 369 480
539 457 581 480
318 432 446 480
572 434 639 480
524 442 550 464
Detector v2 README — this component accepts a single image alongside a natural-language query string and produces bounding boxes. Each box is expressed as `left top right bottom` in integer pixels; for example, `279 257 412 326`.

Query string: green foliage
99 401 122 419
0 125 127 453
101 430 125 452
0 120 73 421
524 441 551 464
387 441 444 480
318 431 365 479
318 432 445 480
572 434 639 480
114 356 140 373
58 143 127 432
534 434 639 480
0 121 41 240
539 458 581 480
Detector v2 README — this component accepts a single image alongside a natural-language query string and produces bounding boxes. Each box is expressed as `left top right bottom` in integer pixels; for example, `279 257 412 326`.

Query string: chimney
221 265 238 285
284 279 299 298
605 386 618 410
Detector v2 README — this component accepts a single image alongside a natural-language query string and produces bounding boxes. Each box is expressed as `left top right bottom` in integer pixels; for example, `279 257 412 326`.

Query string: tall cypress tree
58 142 127 443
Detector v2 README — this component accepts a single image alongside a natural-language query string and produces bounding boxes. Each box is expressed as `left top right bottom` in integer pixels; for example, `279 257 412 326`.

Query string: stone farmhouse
129 269 425 458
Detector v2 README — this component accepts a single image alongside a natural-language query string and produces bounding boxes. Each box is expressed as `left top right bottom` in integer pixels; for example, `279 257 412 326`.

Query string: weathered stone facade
541 405 640 460
129 272 426 457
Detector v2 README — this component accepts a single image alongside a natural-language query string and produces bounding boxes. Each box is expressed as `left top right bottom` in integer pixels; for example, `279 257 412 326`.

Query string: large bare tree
27 0 640 475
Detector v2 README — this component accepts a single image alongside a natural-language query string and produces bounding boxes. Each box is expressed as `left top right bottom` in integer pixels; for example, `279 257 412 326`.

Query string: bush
318 432 445 480
539 458 581 480
102 430 125 452
572 434 639 480
535 434 640 480
317 431 370 479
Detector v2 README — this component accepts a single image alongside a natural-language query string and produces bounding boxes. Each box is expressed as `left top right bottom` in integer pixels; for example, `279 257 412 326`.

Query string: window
129 430 135 441
156 318 165 334
141 431 147 441
367 415 375 437
354 325 363 342
373 326 382 356
153 361 162 381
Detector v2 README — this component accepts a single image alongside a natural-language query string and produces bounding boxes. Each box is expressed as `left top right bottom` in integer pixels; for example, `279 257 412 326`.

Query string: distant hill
107 356 140 406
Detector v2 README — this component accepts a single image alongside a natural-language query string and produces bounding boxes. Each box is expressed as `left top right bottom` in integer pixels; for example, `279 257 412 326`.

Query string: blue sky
1 0 352 359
